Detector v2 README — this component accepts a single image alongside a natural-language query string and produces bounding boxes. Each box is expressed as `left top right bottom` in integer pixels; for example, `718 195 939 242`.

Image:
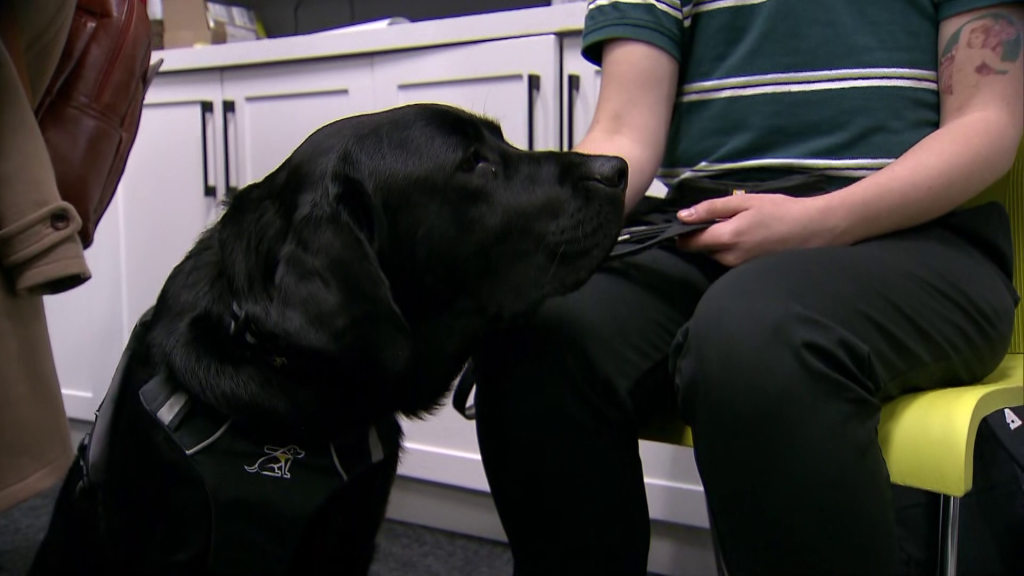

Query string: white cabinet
373 36 561 152
221 58 379 188
119 72 228 334
45 70 225 420
43 195 128 421
561 34 602 150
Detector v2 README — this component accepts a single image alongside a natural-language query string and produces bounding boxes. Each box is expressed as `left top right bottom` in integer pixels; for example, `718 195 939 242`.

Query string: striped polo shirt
581 0 1019 188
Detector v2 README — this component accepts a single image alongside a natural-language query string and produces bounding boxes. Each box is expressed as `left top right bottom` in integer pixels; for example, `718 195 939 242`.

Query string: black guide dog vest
137 372 387 575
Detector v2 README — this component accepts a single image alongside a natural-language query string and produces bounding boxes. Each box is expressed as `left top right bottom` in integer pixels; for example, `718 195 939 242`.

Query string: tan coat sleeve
0 1 90 296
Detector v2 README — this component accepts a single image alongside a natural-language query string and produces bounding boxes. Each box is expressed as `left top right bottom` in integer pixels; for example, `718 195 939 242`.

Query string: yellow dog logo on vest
244 445 306 479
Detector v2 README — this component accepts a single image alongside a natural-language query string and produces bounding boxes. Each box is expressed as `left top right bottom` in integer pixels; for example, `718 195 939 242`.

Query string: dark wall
229 0 550 38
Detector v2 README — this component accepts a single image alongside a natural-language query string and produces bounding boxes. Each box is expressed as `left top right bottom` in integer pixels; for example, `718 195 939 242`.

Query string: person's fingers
677 195 753 223
675 221 734 253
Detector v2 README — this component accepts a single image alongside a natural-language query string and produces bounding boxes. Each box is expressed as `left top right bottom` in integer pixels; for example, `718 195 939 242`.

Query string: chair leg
938 495 961 576
705 495 961 576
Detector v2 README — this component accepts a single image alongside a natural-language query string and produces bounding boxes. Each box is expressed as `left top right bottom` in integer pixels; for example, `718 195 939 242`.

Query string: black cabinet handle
526 74 540 151
222 100 238 199
567 74 580 150
200 101 216 198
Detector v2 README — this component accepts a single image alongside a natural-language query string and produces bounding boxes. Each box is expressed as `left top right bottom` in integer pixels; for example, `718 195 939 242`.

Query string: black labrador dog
28 103 626 575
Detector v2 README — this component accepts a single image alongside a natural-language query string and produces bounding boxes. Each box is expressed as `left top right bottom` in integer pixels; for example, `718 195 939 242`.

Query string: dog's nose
584 156 628 190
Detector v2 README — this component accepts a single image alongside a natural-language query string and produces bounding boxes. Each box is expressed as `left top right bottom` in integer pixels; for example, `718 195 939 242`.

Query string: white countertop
152 3 589 73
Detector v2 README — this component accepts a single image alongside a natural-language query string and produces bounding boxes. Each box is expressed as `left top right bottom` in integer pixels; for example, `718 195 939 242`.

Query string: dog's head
357 105 628 322
158 103 625 430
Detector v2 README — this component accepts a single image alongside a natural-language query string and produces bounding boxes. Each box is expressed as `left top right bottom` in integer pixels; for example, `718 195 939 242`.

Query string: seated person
470 1 1024 574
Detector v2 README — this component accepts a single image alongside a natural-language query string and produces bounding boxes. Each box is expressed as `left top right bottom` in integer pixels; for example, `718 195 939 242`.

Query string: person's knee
671 255 876 424
674 289 790 418
472 293 637 432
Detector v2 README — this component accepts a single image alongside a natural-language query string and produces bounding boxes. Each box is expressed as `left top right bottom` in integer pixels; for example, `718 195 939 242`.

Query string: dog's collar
228 302 289 368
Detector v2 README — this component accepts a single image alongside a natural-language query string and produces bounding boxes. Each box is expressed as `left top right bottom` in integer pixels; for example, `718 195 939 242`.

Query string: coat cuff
0 200 91 295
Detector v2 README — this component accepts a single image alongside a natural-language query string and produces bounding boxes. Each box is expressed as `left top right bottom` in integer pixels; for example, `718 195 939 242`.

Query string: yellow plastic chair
641 140 1024 576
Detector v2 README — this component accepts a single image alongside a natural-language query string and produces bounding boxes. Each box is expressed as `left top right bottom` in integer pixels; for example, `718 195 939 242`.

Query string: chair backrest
1005 140 1023 353
966 138 1022 353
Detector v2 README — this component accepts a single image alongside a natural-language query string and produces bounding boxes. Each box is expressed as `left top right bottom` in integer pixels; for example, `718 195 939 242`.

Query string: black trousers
471 196 1020 576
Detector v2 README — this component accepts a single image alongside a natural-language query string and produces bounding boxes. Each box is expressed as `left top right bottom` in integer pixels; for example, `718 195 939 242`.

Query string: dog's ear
260 168 410 377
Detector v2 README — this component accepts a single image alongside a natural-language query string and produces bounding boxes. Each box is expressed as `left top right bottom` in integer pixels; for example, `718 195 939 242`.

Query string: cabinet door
221 58 377 189
45 71 226 419
120 72 227 338
561 34 669 198
373 35 561 153
43 194 128 421
561 34 602 151
370 36 560 492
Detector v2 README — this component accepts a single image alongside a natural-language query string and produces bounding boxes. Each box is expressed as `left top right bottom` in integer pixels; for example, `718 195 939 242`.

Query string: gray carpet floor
0 483 514 576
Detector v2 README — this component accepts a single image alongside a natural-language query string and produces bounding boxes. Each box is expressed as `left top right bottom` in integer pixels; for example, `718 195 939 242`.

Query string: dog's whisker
546 245 565 284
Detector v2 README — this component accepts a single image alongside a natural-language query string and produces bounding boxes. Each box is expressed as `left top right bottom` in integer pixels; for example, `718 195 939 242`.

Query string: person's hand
674 193 842 267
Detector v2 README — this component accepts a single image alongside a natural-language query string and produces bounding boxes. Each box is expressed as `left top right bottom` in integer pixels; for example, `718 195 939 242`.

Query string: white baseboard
397 441 491 492
385 475 718 576
397 442 710 529
386 474 510 543
62 390 99 423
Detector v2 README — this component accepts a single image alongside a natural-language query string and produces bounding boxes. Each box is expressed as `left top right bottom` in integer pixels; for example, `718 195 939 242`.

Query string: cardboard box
161 0 264 49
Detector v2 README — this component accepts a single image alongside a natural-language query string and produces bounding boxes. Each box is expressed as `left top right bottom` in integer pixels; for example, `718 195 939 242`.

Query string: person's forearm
574 131 662 215
818 109 1023 245
568 39 678 216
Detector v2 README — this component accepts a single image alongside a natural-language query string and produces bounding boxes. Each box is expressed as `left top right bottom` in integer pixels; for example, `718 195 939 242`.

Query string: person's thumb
677 195 752 223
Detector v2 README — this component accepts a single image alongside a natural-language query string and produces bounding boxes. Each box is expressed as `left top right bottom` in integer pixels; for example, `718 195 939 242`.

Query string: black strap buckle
229 302 288 368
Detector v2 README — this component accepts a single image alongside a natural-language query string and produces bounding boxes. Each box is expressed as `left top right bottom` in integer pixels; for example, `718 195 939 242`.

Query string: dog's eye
457 149 486 173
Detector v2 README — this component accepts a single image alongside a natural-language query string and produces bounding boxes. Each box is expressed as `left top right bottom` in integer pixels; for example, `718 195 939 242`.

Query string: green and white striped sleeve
934 0 1024 21
581 0 692 66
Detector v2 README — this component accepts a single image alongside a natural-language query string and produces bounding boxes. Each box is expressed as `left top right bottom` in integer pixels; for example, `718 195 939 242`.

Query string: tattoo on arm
938 12 1023 95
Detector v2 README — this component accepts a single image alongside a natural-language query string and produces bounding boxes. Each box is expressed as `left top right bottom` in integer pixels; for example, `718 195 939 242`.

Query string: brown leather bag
35 0 162 248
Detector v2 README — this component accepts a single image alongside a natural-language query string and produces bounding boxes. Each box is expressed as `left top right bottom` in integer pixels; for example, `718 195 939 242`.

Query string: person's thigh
670 202 1019 576
472 246 722 576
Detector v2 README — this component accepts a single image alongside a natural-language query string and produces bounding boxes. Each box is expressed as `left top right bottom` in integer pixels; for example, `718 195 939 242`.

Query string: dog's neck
389 302 494 417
